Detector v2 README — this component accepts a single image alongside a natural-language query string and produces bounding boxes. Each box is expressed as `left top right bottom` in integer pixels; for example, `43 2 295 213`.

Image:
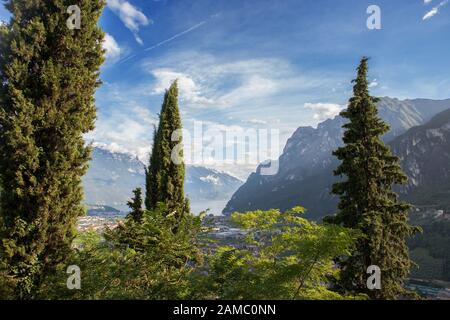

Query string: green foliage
0 0 105 298
329 57 419 299
409 248 443 280
40 205 204 300
145 81 188 220
127 188 144 222
409 215 450 281
190 207 366 300
33 206 370 300
0 257 14 299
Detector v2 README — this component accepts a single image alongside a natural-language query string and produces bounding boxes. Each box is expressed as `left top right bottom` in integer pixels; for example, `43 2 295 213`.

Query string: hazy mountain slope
83 147 145 210
83 147 243 211
224 97 450 219
224 117 345 219
185 166 244 201
390 108 450 209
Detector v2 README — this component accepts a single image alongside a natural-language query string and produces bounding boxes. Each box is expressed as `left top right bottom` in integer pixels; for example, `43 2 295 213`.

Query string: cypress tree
145 81 189 220
0 0 105 298
127 188 144 222
330 57 418 299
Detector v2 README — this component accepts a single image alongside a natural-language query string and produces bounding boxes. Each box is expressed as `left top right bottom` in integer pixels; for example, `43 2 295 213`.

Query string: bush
189 207 366 300
39 205 204 300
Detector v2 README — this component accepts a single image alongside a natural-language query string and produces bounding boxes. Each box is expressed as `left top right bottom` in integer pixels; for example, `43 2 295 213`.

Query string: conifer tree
0 0 105 298
127 188 144 222
330 57 418 299
145 81 189 220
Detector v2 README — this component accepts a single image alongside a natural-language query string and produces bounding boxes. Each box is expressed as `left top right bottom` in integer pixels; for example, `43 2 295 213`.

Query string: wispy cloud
87 83 158 160
423 0 449 20
146 55 281 109
144 52 337 112
144 20 208 52
116 16 216 65
91 51 345 175
368 79 379 88
151 68 216 106
107 0 151 44
103 33 122 61
243 119 268 125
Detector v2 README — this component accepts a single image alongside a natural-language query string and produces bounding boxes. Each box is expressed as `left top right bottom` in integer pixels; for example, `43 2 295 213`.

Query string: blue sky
1 0 450 177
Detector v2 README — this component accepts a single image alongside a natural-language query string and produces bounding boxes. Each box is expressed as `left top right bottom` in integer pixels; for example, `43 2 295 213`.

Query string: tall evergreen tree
127 188 144 222
145 81 189 220
330 57 418 299
0 0 105 298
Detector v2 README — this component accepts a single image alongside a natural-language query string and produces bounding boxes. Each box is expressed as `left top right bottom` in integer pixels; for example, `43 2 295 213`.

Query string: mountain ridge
83 147 243 212
390 108 450 208
224 97 450 219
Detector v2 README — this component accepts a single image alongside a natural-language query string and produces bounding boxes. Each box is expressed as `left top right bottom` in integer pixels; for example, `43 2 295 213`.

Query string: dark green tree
145 81 189 220
0 0 105 298
329 57 418 299
127 188 144 222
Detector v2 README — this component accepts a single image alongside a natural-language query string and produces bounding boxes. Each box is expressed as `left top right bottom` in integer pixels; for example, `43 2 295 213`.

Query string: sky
1 0 450 178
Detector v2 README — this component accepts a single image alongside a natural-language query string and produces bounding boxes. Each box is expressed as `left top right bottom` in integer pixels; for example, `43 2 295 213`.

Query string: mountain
223 117 344 219
390 108 450 209
377 98 450 141
83 147 243 212
185 166 244 201
83 147 145 211
86 204 122 217
223 97 450 219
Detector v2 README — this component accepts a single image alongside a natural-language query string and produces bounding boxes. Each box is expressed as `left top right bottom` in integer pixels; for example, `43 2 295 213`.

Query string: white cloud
304 103 345 121
86 99 157 161
92 141 136 156
219 75 278 106
87 117 151 159
245 119 267 125
107 0 151 44
92 52 346 177
200 175 221 185
423 0 449 20
149 61 280 109
144 52 335 111
103 33 122 61
423 7 439 19
133 105 158 125
424 0 433 4
369 79 379 88
151 69 216 106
